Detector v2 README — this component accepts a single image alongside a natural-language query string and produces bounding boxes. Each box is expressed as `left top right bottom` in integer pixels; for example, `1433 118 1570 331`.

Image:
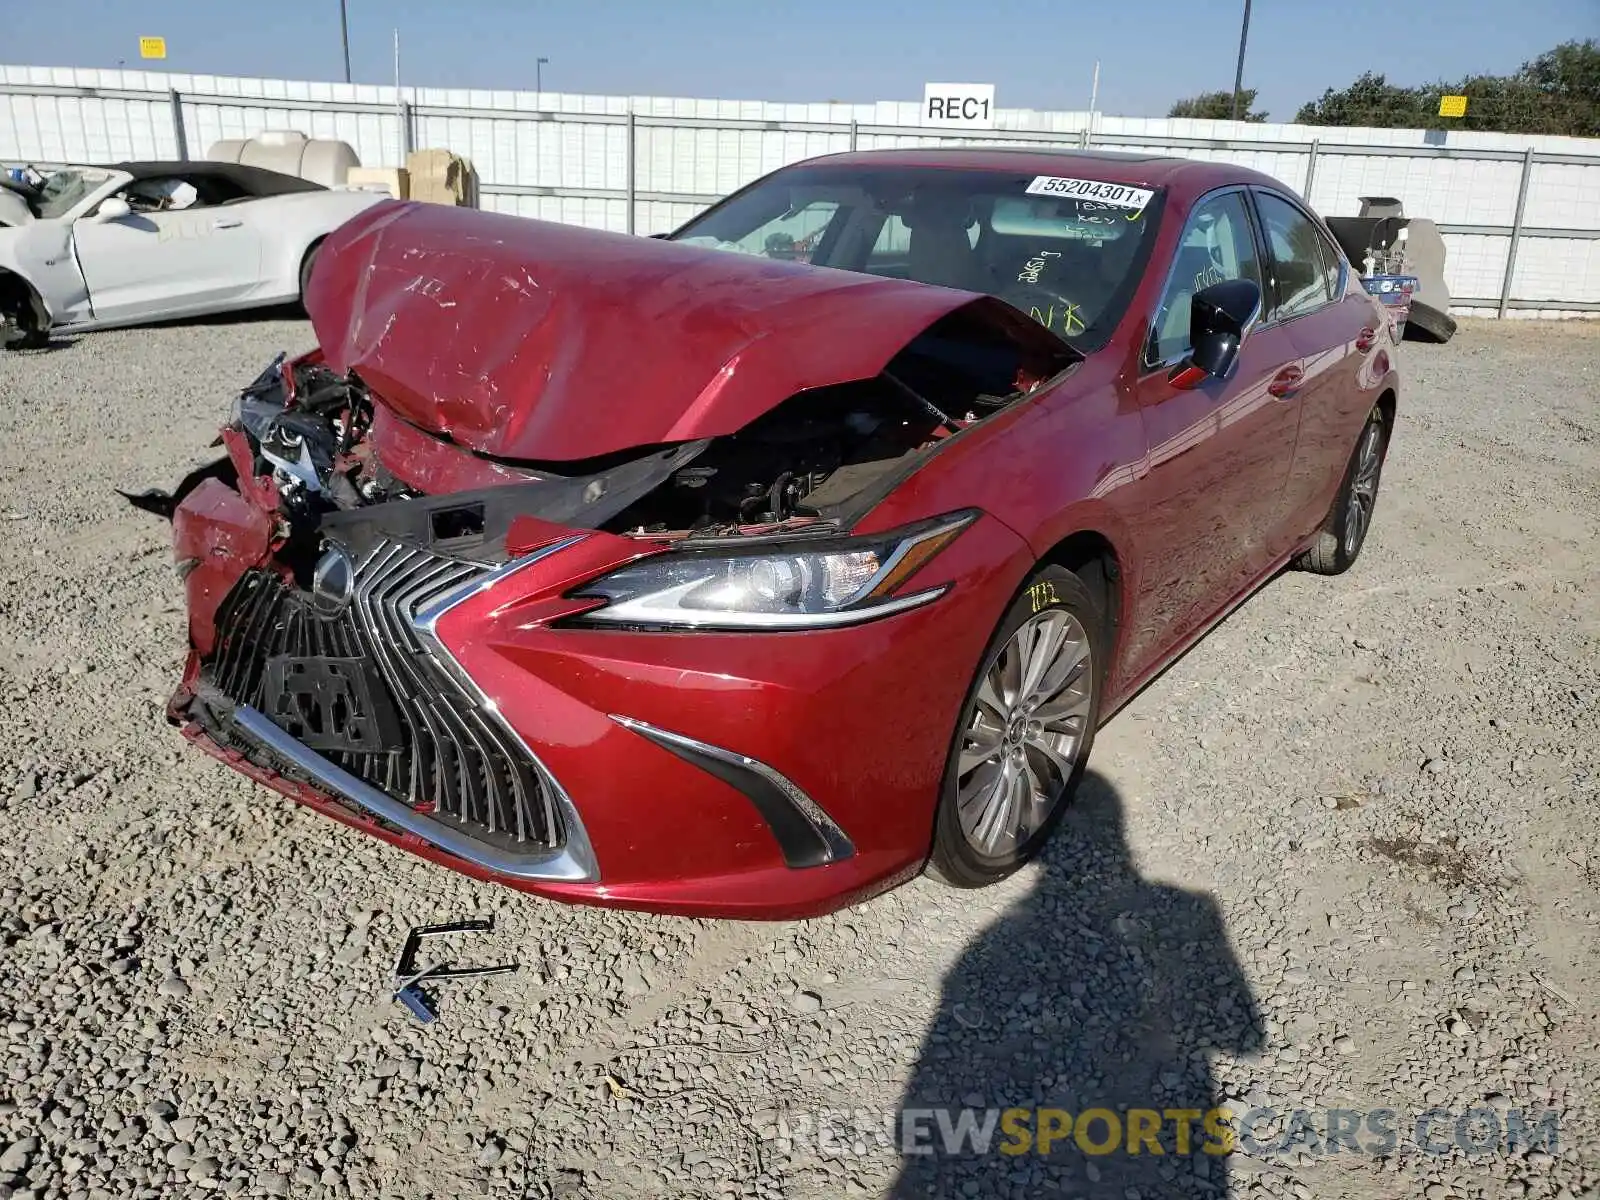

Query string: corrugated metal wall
4 64 1598 316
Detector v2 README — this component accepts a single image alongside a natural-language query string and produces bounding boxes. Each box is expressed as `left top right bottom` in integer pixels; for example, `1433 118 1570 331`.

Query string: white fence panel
2 90 179 161
1439 234 1514 305
2 63 1598 314
1523 161 1600 230
481 193 628 232
1511 237 1600 305
1312 155 1525 226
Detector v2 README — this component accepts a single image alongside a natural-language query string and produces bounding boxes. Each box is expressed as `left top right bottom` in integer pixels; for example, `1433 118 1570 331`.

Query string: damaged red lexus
135 149 1399 919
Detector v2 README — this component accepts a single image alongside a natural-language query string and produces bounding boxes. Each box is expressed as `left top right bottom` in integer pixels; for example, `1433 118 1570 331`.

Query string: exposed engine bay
127 305 1072 573
604 377 956 534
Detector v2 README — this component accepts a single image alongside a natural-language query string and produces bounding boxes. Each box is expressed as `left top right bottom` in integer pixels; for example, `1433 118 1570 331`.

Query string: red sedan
145 149 1398 919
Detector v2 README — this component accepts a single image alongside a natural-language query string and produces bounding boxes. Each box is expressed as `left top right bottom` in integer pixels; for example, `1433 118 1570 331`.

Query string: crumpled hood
305 201 985 462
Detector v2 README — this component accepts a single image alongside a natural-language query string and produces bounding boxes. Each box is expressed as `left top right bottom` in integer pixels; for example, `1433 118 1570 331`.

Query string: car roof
786 147 1289 198
108 160 326 196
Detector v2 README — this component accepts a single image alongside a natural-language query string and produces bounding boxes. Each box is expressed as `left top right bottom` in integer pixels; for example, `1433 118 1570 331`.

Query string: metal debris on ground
392 917 519 1024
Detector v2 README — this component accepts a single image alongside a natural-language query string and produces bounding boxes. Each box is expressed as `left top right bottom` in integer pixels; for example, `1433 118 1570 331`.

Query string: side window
1314 231 1345 301
1256 191 1333 319
1147 191 1262 366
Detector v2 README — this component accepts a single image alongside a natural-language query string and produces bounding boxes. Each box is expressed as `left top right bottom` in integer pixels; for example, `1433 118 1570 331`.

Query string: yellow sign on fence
1438 95 1468 118
139 36 167 60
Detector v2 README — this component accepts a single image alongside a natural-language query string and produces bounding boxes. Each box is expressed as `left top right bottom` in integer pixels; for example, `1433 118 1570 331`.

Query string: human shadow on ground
140 301 307 331
889 770 1264 1198
3 336 78 354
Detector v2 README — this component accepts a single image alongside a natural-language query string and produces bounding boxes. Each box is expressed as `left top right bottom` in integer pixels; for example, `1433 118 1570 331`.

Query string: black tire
1 323 48 352
298 241 324 309
0 275 49 351
927 564 1108 889
1403 301 1455 344
1295 404 1389 575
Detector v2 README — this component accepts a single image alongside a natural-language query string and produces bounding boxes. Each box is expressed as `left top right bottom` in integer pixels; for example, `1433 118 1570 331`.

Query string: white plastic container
205 130 361 188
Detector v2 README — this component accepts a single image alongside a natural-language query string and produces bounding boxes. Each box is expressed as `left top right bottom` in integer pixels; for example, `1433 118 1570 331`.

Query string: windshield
37 168 109 220
669 165 1165 351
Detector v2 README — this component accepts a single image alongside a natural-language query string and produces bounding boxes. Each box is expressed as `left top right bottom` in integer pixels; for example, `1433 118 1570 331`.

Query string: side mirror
1168 278 1262 389
91 196 132 223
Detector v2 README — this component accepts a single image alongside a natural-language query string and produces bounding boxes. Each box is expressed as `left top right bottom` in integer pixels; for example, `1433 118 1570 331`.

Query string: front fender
850 370 1147 691
1 221 88 325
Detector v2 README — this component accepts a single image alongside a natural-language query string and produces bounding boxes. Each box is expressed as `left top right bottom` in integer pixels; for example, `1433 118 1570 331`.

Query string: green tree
1522 39 1600 135
1168 88 1267 122
1294 72 1429 128
1294 40 1599 136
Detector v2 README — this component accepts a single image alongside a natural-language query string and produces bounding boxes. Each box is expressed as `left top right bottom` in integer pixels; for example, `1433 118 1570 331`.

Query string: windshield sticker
1025 176 1153 213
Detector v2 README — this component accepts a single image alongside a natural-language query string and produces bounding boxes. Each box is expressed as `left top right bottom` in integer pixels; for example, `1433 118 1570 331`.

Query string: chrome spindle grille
203 541 560 850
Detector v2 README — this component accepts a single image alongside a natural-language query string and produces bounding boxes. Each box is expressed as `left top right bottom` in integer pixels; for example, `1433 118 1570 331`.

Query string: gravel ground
0 313 1596 1200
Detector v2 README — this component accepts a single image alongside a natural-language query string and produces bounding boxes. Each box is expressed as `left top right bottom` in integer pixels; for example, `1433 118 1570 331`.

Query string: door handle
212 217 243 229
1267 366 1304 398
1355 326 1377 352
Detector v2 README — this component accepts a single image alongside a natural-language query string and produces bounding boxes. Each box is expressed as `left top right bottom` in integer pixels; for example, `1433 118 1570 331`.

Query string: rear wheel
927 565 1107 888
298 241 324 309
1295 405 1388 575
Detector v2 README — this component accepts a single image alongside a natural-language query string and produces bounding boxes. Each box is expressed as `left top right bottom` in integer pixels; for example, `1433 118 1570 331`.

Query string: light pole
339 0 352 84
537 56 549 93
1230 0 1252 121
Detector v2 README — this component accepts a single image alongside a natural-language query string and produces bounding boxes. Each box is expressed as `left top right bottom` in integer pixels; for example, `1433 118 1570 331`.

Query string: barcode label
1024 177 1154 210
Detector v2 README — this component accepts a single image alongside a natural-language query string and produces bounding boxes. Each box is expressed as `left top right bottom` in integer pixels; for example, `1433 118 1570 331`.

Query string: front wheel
0 319 48 351
0 277 49 351
927 565 1107 889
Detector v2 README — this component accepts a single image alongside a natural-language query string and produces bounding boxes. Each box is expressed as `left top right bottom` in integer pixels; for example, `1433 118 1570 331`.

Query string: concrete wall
4 64 1598 316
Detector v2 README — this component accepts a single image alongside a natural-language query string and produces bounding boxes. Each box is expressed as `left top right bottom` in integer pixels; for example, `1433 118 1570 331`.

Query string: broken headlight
572 513 975 630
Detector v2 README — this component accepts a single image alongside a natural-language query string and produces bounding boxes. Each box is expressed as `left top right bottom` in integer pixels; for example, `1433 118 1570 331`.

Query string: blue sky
8 0 1598 120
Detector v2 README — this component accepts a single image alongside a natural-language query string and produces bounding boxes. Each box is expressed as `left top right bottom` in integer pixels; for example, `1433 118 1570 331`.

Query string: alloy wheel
956 608 1094 857
1344 421 1384 556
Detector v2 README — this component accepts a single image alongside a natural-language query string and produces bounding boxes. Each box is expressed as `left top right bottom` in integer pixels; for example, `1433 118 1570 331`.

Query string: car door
1124 187 1304 670
70 177 263 321
1251 188 1381 543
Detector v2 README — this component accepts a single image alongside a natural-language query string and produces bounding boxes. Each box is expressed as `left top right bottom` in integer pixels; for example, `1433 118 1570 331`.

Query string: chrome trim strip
233 706 598 882
609 714 855 865
411 534 589 681
580 585 947 630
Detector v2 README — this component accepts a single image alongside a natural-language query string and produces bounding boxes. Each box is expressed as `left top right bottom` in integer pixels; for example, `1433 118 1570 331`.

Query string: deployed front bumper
172 500 1033 918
